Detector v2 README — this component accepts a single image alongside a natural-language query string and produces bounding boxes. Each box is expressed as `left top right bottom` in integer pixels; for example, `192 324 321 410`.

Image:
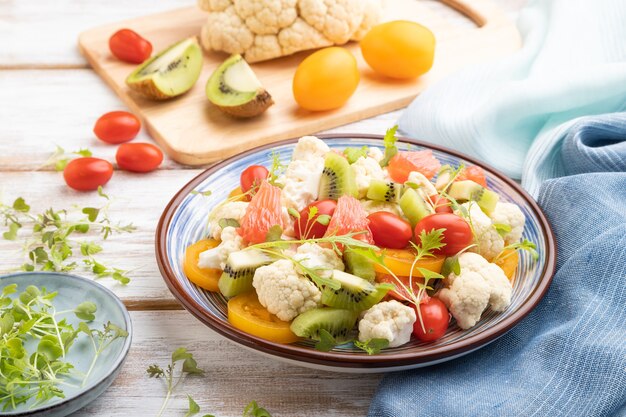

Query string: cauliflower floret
367 146 384 163
277 136 329 211
457 202 504 261
253 259 321 321
199 0 383 62
293 243 344 277
351 155 389 199
198 226 244 270
207 201 249 240
406 171 437 199
438 272 490 330
358 301 416 348
447 252 512 312
489 202 526 245
360 200 403 218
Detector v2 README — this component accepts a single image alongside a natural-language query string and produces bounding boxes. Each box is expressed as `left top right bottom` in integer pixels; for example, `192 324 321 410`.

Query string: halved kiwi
126 37 203 100
290 307 358 342
448 180 500 215
206 54 274 118
367 179 403 203
318 152 358 200
321 270 393 311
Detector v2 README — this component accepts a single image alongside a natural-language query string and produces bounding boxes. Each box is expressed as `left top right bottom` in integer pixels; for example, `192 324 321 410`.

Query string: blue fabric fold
368 118 626 417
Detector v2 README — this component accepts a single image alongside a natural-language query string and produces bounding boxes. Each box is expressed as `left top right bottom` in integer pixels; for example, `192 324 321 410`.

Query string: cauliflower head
489 202 525 245
208 201 249 240
406 171 437 199
351 155 389 199
458 202 504 261
198 226 244 270
253 259 321 321
358 301 416 348
198 0 384 62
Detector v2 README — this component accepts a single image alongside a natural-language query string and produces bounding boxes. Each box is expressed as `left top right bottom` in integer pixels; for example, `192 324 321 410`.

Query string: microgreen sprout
379 125 399 167
39 146 93 172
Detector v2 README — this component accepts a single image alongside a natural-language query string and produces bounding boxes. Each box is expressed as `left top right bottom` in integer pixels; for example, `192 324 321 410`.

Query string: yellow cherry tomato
183 239 221 292
360 20 435 79
228 186 245 201
228 292 300 344
292 47 360 111
494 249 519 281
373 248 445 277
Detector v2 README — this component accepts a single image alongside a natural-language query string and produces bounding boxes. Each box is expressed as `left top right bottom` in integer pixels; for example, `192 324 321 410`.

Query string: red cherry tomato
414 213 472 256
428 194 453 213
413 297 450 342
367 211 413 249
93 111 141 144
295 200 337 239
116 143 163 173
108 29 152 64
63 158 113 191
240 165 269 198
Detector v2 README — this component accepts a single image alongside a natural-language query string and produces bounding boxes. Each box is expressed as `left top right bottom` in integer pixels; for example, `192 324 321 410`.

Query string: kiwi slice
126 37 203 100
318 152 358 200
218 250 272 298
206 54 274 118
343 250 376 282
321 270 393 311
448 180 500 215
399 188 434 227
290 307 358 342
366 180 403 202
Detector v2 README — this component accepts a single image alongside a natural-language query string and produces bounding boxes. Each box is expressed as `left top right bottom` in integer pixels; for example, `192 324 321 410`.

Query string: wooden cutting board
78 0 520 166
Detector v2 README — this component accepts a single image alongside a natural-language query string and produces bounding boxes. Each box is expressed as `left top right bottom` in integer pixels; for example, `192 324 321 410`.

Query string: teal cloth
398 0 626 194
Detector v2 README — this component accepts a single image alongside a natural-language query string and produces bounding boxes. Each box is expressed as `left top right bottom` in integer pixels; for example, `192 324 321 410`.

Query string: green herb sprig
379 125 399 167
0 189 136 284
40 146 93 172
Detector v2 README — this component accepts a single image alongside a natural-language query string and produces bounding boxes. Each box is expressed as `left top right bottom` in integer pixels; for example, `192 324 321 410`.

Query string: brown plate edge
155 133 557 369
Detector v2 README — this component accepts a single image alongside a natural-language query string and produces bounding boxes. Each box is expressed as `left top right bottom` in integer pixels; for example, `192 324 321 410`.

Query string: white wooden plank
0 170 203 308
75 310 381 417
0 0 526 67
0 70 401 171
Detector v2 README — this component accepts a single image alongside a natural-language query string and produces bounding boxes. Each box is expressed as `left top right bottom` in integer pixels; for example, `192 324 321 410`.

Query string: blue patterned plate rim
0 272 133 415
155 133 557 369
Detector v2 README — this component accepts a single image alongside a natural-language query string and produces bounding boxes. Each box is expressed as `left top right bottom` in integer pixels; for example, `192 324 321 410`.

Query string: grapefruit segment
456 165 488 188
324 195 373 244
387 150 441 183
239 181 284 244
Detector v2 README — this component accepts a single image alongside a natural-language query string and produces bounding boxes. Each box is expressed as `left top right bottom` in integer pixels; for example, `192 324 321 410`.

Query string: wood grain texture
80 310 381 417
77 0 520 165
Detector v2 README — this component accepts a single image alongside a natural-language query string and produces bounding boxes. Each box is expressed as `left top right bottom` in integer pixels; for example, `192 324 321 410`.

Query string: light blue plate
0 272 132 416
157 134 556 372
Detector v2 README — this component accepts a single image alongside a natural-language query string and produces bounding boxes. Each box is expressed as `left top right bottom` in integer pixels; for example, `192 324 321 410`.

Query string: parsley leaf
314 329 337 352
218 218 240 229
243 400 273 417
441 255 461 277
265 225 283 242
354 338 389 355
379 125 399 167
494 223 512 237
185 395 201 417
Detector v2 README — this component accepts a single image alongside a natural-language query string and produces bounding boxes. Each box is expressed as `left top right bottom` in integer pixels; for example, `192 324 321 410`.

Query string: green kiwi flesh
218 250 272 298
126 37 203 100
366 179 403 202
399 188 434 227
206 54 274 118
290 307 358 342
321 270 393 311
343 250 376 282
448 180 500 215
318 152 358 200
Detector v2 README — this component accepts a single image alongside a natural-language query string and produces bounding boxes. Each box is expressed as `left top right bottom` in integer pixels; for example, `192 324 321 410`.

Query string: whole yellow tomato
360 20 436 79
292 47 360 111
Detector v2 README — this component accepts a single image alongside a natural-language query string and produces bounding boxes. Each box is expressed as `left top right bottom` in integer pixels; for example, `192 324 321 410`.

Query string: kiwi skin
290 308 358 341
215 90 274 118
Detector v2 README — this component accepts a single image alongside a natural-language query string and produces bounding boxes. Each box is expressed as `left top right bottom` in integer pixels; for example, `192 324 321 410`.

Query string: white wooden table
0 1 524 415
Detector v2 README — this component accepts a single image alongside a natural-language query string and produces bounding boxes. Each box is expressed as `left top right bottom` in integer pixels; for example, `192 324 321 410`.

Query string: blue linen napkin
368 116 626 417
398 0 626 184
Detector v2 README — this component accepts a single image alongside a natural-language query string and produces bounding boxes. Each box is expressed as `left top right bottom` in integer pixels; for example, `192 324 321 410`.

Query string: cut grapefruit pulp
387 150 441 183
238 181 284 243
456 165 488 188
324 195 373 243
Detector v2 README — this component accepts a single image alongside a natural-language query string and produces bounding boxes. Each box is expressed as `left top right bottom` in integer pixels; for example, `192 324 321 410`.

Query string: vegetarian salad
183 127 537 352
